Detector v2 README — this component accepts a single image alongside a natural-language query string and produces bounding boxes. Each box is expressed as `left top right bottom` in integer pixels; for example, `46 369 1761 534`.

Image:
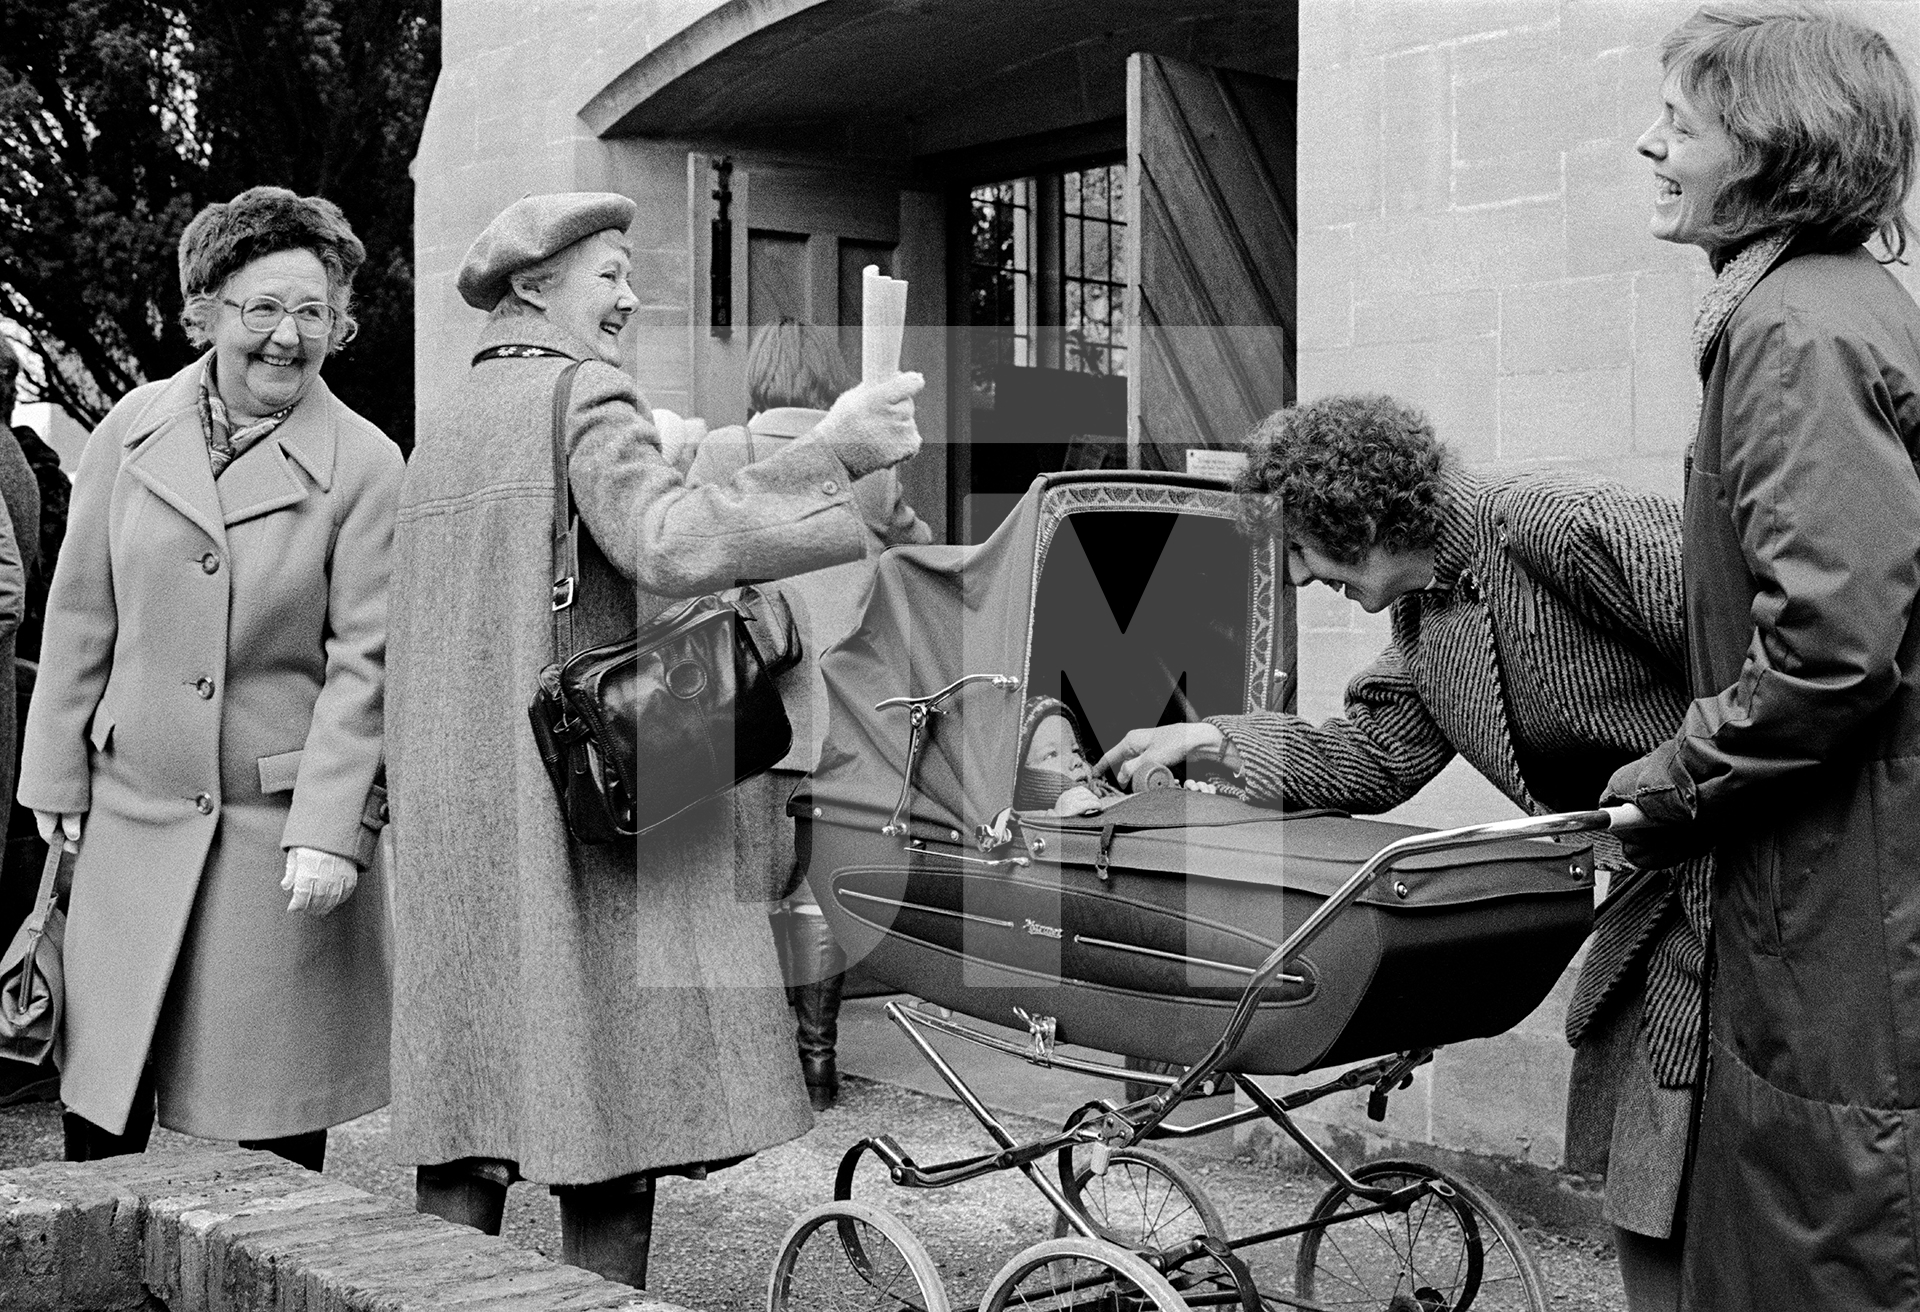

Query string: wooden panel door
690 157 948 540
1125 53 1295 473
1125 53 1296 713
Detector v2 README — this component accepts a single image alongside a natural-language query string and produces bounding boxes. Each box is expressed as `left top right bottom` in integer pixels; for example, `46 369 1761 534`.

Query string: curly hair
177 186 365 350
1661 3 1918 258
1236 394 1448 564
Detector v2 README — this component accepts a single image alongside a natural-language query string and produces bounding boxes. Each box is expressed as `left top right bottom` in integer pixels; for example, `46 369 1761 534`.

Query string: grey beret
455 192 638 310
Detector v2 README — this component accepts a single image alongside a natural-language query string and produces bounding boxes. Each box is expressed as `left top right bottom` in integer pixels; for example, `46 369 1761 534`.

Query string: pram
772 471 1630 1312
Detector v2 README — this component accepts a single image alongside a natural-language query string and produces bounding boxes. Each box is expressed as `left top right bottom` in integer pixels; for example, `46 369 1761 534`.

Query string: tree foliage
0 0 438 448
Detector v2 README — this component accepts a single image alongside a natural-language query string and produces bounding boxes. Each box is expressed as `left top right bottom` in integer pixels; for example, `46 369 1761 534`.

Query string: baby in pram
1017 695 1189 816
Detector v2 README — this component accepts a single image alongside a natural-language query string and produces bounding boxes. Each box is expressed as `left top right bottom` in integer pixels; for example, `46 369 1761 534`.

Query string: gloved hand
1603 745 1707 871
809 372 926 479
281 846 359 917
32 810 83 847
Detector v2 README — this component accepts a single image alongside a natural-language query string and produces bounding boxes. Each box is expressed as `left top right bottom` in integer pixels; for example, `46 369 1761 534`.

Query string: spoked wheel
768 1200 951 1312
1291 1159 1549 1311
1054 1146 1226 1244
982 1236 1191 1312
1052 1147 1246 1311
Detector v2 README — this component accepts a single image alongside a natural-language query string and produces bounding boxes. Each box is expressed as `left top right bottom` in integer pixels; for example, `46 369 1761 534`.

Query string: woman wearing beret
18 186 402 1168
387 192 925 1287
1605 8 1920 1306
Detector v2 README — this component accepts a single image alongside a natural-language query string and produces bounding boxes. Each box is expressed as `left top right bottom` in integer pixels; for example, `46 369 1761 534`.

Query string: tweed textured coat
1211 469 1710 1234
388 316 877 1185
688 406 932 770
1610 240 1920 1310
17 358 400 1139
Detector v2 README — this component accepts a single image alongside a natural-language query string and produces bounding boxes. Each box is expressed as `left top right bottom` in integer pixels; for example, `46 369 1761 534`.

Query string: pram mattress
800 793 1595 1076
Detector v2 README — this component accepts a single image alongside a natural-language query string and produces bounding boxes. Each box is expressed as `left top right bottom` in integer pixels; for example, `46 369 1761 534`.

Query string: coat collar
122 354 339 542
1425 470 1486 598
473 313 594 364
748 407 826 441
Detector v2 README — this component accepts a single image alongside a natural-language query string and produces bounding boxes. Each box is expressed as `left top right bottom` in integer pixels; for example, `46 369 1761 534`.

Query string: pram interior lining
1029 510 1251 761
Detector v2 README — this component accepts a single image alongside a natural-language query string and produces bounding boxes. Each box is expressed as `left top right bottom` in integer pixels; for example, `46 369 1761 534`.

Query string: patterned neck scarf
198 362 295 478
1691 229 1795 376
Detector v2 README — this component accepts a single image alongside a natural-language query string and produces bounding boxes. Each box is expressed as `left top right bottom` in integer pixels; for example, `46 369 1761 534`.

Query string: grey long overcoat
17 358 400 1139
1611 240 1920 1310
387 315 875 1185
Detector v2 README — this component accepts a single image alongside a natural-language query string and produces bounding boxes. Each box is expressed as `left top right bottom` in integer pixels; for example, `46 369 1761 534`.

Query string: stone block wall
1278 0 1920 1177
0 1145 685 1312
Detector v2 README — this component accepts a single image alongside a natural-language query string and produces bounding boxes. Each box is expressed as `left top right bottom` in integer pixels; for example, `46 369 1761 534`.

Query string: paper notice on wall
1186 449 1249 482
862 264 909 384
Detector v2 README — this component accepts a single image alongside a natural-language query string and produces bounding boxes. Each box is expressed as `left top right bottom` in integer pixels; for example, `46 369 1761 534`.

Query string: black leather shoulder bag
518 354 801 843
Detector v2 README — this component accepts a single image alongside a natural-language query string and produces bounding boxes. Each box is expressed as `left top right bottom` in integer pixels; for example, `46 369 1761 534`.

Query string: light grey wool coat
387 315 877 1185
17 357 401 1139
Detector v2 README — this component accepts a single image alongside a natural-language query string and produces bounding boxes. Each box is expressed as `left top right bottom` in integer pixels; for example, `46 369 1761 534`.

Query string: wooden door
1124 53 1296 713
689 157 948 539
1125 53 1295 473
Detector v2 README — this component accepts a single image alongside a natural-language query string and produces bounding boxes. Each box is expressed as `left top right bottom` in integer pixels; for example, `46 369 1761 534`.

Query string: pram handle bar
1132 804 1646 1142
874 673 1021 837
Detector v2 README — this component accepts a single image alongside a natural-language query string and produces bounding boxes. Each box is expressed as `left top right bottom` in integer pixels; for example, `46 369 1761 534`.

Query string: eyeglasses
221 295 338 338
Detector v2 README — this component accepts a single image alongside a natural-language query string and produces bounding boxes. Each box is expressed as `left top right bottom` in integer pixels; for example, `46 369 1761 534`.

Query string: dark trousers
62 1066 328 1172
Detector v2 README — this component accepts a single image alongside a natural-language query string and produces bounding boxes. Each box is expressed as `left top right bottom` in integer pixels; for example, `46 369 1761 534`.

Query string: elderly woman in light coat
387 192 924 1289
18 186 401 1169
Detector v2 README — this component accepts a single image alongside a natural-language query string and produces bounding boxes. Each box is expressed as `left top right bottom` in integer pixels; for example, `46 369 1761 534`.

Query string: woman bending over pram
1098 393 1704 1311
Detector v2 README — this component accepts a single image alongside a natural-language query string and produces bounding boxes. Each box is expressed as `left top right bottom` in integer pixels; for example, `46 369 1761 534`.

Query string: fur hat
456 192 637 311
177 186 364 300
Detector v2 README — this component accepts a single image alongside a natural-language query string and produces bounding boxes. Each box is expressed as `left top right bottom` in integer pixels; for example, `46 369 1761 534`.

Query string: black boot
64 1066 156 1161
787 908 847 1112
557 1175 655 1289
240 1129 327 1172
416 1163 509 1236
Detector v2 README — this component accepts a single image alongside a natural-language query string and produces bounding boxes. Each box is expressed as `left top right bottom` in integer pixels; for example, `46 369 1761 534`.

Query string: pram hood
805 470 1284 846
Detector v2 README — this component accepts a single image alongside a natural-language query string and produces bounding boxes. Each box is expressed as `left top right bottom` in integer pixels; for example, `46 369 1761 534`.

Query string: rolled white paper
861 263 909 384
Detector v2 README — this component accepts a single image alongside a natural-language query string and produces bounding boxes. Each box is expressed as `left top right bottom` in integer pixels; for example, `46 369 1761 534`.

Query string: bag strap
545 361 586 664
26 842 63 929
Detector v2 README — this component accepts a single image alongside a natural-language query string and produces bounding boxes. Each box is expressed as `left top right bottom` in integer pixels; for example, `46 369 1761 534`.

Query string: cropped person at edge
1605 7 1920 1308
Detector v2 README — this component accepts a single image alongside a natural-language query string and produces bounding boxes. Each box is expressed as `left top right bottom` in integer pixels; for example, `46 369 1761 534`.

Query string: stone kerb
0 1145 693 1312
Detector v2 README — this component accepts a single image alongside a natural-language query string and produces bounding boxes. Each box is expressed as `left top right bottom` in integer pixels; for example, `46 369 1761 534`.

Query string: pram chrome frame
781 806 1640 1312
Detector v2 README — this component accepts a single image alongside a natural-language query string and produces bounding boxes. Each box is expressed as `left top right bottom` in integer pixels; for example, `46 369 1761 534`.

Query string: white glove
32 810 83 847
809 372 926 479
281 846 359 917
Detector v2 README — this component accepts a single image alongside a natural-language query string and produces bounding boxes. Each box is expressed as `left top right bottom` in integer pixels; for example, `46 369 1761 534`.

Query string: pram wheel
1053 1146 1225 1245
1053 1147 1245 1312
768 1200 951 1312
1292 1160 1548 1311
982 1236 1192 1312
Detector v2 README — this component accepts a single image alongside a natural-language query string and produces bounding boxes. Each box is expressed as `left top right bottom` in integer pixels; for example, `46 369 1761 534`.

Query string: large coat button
194 793 214 815
200 553 220 574
195 677 215 699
